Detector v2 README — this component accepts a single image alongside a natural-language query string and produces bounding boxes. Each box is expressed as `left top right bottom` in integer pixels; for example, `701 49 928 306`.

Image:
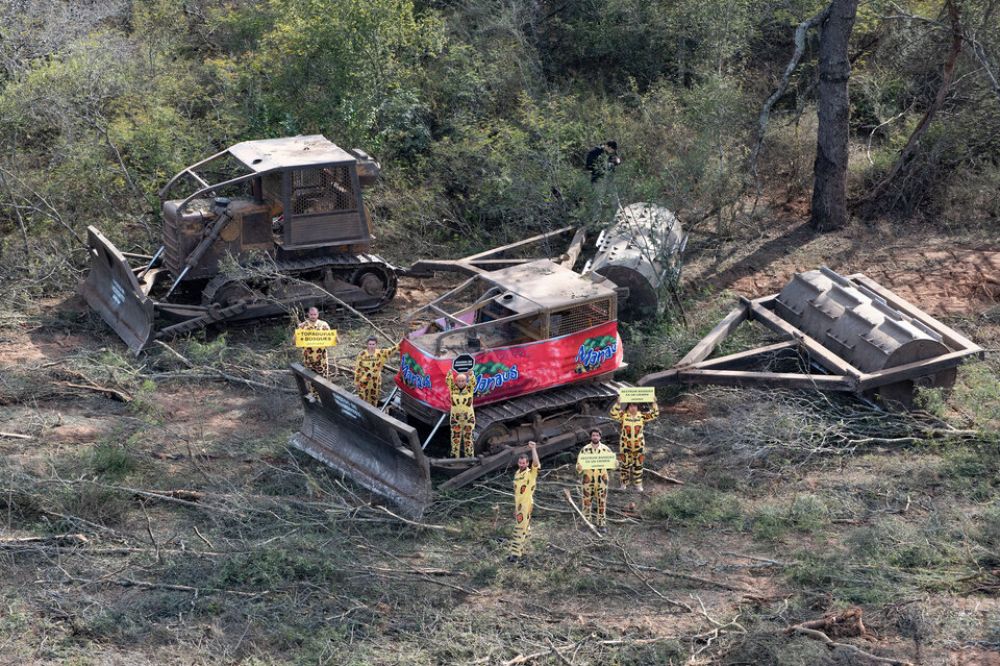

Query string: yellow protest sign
618 386 656 403
295 329 339 348
577 449 618 470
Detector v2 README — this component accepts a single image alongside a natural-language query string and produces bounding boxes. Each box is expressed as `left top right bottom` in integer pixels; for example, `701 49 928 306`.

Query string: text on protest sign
618 386 656 403
577 450 618 470
295 329 339 348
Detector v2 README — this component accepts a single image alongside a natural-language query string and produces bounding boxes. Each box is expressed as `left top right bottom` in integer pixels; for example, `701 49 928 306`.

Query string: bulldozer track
202 253 398 311
472 378 629 445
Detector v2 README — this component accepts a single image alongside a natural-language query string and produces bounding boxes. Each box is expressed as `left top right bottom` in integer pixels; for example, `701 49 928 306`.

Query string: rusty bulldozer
81 135 396 354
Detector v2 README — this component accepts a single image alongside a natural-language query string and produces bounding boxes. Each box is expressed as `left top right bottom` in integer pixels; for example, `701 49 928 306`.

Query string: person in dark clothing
585 140 620 183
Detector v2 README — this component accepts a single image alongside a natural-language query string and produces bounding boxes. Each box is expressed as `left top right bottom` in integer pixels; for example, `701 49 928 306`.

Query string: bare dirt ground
685 215 1000 316
1 215 997 665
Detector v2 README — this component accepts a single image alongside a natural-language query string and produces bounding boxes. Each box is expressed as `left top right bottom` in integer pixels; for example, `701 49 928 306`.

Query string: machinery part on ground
201 255 397 311
585 202 687 320
81 226 156 353
774 268 956 407
398 379 625 456
290 364 432 517
639 267 983 410
290 363 625 517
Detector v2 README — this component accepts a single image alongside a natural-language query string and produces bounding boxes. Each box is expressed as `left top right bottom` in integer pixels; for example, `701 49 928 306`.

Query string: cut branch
562 488 602 538
788 625 914 665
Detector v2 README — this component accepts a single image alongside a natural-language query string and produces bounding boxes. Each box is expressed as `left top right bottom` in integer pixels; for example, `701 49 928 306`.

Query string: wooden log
856 349 978 391
558 228 587 269
677 304 749 367
689 340 799 370
62 382 133 403
461 226 575 261
645 468 684 485
0 534 88 547
749 299 862 380
673 369 853 391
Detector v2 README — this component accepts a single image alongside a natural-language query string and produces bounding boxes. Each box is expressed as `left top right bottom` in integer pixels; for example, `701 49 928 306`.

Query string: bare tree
810 0 860 232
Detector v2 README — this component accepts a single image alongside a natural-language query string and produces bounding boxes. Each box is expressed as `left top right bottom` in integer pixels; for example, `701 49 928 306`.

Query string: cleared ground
1 217 998 665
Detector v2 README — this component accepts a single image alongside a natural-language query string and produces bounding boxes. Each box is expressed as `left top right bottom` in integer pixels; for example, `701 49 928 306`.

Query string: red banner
394 321 623 411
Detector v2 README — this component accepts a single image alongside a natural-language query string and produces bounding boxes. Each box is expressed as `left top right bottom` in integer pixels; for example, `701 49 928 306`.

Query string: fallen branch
369 504 461 534
787 625 913 665
0 533 88 548
0 431 32 440
562 488 602 538
645 468 684 485
501 637 679 666
62 381 132 403
3 543 226 557
153 341 296 394
53 574 263 598
583 551 750 592
36 479 239 516
614 542 694 612
720 550 797 567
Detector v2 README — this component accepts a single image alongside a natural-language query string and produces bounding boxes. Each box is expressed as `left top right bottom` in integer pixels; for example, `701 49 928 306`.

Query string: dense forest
1 0 998 283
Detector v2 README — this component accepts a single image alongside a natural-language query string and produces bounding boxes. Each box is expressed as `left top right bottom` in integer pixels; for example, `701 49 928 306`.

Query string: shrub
644 486 742 527
89 442 137 480
751 495 829 542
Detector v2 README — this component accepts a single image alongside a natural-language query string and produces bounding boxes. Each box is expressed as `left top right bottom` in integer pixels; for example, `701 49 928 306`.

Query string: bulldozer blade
80 226 156 354
289 364 432 518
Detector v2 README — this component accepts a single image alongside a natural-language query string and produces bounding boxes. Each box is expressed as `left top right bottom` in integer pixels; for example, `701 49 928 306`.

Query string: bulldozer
81 135 397 354
289 203 689 516
290 259 632 515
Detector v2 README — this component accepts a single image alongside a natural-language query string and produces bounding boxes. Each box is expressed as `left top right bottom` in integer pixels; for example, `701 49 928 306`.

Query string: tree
810 0 860 232
857 0 964 217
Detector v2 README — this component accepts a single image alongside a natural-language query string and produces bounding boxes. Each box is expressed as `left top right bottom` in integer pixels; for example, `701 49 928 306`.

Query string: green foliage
949 362 1000 432
723 629 837 666
179 333 230 365
750 494 830 542
128 379 163 422
940 445 1000 501
610 639 687 666
644 485 742 527
846 517 955 571
55 485 130 528
975 503 1000 553
89 442 138 480
212 0 446 148
537 0 756 90
214 548 346 590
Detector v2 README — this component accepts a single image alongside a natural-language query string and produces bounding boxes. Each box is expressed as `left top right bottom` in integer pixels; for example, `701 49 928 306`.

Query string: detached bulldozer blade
80 226 155 354
289 364 433 518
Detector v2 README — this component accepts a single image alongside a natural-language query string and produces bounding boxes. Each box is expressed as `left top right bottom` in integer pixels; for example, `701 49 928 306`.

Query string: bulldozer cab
81 135 385 354
407 260 618 357
159 135 380 254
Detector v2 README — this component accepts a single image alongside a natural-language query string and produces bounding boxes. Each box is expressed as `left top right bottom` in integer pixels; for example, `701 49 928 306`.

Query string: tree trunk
810 0 860 232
